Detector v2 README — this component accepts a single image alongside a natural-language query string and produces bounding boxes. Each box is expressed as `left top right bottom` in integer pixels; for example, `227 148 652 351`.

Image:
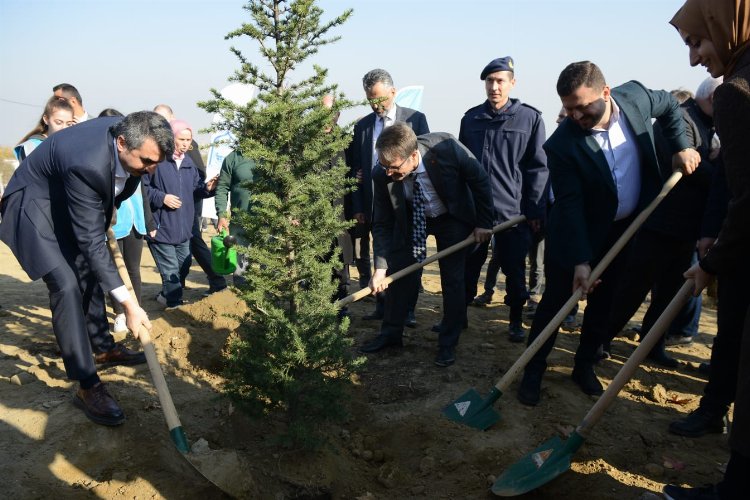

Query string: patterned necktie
412 175 427 263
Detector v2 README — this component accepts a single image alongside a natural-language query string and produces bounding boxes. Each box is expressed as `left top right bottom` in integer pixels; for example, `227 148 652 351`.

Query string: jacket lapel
388 179 408 237
581 131 617 194
419 143 448 202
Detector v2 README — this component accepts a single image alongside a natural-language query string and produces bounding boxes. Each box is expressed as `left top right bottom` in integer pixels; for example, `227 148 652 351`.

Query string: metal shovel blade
491 432 584 497
442 387 501 430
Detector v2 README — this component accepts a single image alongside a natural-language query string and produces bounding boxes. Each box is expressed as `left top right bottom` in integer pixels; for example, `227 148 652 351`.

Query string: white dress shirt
110 141 131 303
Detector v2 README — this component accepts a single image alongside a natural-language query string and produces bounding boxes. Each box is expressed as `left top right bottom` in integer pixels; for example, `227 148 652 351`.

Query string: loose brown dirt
0 231 731 499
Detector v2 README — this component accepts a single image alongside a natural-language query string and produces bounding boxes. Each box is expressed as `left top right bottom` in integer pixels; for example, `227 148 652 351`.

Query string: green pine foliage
199 0 363 448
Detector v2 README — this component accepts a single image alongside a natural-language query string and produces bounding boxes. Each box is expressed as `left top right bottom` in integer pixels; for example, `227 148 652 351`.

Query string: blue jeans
148 240 191 306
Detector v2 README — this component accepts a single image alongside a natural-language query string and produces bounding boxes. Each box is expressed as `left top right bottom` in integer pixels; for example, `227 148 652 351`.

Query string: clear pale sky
0 0 709 147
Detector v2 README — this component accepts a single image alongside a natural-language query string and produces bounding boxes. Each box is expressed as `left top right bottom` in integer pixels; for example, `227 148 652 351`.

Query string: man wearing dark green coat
215 149 255 283
517 61 700 406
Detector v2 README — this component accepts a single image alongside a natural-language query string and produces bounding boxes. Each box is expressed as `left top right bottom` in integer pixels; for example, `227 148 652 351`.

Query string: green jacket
544 81 690 268
215 150 255 217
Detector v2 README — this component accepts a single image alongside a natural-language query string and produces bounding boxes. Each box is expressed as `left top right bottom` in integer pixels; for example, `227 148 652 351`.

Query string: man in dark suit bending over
0 112 174 426
359 122 493 367
516 61 700 405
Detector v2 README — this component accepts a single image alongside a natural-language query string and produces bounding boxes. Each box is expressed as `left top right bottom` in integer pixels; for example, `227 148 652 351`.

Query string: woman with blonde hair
666 1 750 498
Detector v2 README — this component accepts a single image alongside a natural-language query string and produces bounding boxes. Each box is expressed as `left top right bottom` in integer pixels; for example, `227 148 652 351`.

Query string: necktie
412 175 427 263
373 116 385 167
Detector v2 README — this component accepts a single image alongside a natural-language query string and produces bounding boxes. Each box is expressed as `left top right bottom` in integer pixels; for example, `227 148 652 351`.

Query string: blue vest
112 184 146 238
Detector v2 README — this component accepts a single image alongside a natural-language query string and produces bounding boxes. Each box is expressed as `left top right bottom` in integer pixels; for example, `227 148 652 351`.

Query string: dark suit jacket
0 117 139 290
348 105 429 219
544 81 690 268
649 98 716 241
371 133 493 270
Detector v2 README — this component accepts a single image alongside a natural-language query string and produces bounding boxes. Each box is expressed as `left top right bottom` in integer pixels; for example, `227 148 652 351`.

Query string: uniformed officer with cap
458 56 549 342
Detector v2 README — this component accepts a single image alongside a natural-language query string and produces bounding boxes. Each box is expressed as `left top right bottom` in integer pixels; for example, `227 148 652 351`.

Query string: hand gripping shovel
105 229 240 496
335 215 526 308
491 279 694 496
443 171 683 430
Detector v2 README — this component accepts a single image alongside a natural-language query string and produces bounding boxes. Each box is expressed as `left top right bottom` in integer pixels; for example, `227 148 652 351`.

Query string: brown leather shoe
94 342 146 368
72 383 125 426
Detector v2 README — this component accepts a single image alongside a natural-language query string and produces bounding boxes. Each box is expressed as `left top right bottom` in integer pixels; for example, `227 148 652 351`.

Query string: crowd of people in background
0 0 747 497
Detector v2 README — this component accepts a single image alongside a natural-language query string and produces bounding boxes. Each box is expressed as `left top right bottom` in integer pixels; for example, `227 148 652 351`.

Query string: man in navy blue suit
0 111 174 426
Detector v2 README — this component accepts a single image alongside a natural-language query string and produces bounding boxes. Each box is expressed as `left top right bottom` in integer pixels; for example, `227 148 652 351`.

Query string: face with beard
560 84 611 131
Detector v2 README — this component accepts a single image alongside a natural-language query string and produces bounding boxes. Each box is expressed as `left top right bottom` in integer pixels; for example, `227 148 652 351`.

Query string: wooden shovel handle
494 171 684 392
106 229 184 437
335 215 526 308
577 279 694 436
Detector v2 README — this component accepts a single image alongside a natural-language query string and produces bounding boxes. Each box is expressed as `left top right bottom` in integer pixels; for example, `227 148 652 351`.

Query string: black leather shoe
359 335 402 353
72 383 125 426
571 364 603 396
508 321 525 343
434 346 456 367
669 408 728 437
405 310 417 329
94 343 146 368
663 483 720 500
647 350 679 369
471 291 493 307
517 369 543 406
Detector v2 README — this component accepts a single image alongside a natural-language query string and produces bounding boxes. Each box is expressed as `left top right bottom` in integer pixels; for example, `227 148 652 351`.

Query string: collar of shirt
591 97 621 133
113 138 130 197
383 103 398 125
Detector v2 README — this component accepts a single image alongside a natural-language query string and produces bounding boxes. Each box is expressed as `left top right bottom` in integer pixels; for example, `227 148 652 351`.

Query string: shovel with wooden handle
443 171 684 430
105 228 189 452
106 228 242 496
336 215 527 308
491 279 695 496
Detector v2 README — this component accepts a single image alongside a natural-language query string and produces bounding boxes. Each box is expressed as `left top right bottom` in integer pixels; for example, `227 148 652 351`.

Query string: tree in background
199 0 362 448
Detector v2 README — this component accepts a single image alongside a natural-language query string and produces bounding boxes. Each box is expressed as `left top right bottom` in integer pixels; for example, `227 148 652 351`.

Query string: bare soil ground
0 231 731 499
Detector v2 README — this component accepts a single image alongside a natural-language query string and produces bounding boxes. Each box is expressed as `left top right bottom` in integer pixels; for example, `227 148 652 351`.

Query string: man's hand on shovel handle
573 263 601 299
121 298 152 340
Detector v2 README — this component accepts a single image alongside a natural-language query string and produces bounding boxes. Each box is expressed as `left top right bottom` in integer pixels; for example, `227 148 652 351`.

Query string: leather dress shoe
571 364 603 396
434 346 456 367
669 408 728 437
517 369 543 406
662 483 721 500
94 343 146 368
647 349 679 369
508 321 525 343
72 383 125 426
405 310 417 329
359 335 402 353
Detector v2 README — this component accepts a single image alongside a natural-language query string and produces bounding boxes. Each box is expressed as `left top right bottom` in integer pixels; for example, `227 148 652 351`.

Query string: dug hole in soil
0 230 731 499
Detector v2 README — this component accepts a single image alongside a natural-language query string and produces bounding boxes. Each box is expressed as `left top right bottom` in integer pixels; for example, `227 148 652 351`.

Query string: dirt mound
0 234 731 498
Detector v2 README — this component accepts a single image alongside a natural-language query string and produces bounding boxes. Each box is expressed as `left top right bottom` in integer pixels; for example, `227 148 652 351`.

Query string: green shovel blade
491 432 585 496
442 387 502 430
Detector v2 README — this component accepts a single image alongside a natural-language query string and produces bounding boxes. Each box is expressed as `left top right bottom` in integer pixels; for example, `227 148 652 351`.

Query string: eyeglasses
377 155 410 172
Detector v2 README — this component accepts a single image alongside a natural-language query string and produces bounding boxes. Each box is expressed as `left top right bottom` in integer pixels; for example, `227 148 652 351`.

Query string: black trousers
380 214 471 347
42 252 115 381
191 198 227 290
112 229 143 314
526 218 633 372
604 228 696 355
465 224 530 318
699 269 750 416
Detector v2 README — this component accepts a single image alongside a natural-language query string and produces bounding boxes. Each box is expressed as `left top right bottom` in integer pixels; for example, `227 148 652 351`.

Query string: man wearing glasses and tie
358 122 493 367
